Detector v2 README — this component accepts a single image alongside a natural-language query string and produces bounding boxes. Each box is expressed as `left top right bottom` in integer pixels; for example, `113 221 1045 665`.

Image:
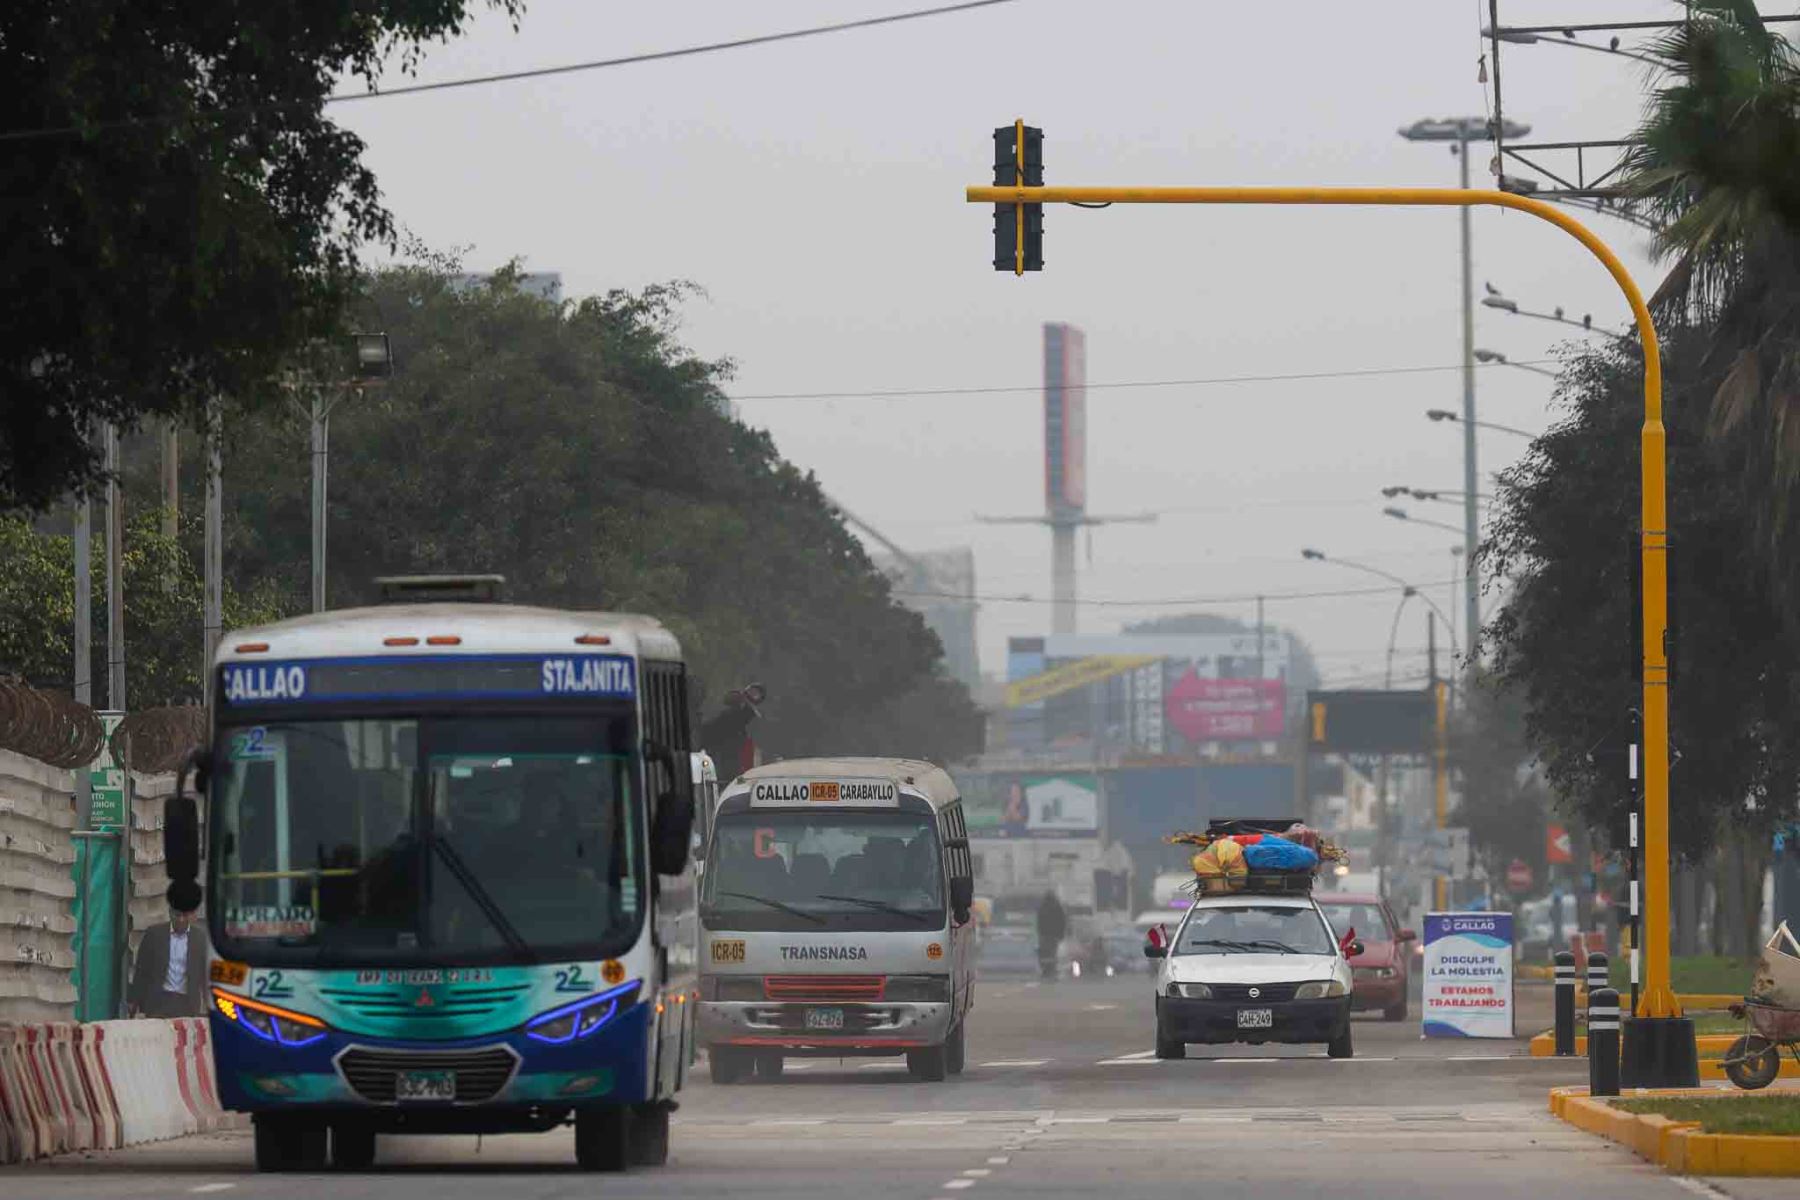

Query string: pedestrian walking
127 880 209 1018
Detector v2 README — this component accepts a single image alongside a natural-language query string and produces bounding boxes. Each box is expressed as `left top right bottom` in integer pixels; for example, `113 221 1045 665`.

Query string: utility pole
203 401 223 704
160 419 179 595
304 332 393 613
103 425 125 710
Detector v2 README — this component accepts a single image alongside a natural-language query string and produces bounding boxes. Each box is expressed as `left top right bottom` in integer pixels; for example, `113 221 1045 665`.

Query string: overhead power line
731 359 1556 402
888 579 1454 609
0 0 1021 144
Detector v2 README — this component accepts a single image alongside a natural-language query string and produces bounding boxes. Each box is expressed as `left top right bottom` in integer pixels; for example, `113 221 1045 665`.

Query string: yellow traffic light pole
968 180 1677 1023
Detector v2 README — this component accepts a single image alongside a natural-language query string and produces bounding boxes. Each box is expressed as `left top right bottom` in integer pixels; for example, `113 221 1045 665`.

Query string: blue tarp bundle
1241 835 1318 872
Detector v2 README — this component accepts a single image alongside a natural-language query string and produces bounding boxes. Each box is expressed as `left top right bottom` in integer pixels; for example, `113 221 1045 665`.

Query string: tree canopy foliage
173 266 981 764
0 0 521 514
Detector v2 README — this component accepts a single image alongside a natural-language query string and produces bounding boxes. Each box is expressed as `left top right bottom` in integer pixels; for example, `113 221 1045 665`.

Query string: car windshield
702 808 944 931
1173 904 1335 956
1319 903 1391 942
210 713 641 965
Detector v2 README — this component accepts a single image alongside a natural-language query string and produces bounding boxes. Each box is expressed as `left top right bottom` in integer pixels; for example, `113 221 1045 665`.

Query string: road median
1550 1085 1800 1175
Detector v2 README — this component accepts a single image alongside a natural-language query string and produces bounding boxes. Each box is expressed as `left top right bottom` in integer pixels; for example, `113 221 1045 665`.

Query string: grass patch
1567 1011 1740 1039
1608 955 1751 997
1612 1095 1800 1136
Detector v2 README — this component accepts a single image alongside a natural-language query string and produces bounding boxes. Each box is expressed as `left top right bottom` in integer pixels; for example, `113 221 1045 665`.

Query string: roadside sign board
87 711 126 828
1422 911 1515 1038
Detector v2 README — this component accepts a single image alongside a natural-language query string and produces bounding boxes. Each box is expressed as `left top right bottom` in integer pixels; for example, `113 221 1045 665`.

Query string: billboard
1165 674 1285 741
1044 323 1087 512
1306 688 1436 754
1422 911 1515 1038
964 772 1100 838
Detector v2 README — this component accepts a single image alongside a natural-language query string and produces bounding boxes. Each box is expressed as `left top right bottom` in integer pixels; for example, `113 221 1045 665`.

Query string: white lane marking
191 1187 237 1195
749 1118 827 1126
1096 1057 1164 1065
1327 1056 1396 1062
1446 1055 1524 1061
981 1059 1049 1067
1087 1003 1118 1011
987 1156 1011 1165
895 1117 968 1125
1216 1057 1278 1063
1668 1177 1733 1200
1046 1116 1109 1124
963 1169 992 1177
1177 1115 1253 1123
943 1180 977 1191
1116 1049 1158 1060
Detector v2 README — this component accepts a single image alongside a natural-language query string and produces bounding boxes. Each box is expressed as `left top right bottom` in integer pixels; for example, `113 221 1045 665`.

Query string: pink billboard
1165 672 1286 741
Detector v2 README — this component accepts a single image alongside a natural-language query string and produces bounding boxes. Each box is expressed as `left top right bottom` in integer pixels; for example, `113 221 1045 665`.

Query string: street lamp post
1382 505 1466 537
302 333 393 613
1400 115 1528 668
1427 409 1534 440
1381 485 1491 509
1299 547 1455 647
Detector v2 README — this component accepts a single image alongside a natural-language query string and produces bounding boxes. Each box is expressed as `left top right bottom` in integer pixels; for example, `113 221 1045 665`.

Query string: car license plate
1236 1008 1274 1030
394 1070 455 1101
805 1007 845 1031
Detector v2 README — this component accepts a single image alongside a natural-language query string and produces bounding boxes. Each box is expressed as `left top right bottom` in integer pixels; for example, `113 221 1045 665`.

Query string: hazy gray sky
338 0 1675 688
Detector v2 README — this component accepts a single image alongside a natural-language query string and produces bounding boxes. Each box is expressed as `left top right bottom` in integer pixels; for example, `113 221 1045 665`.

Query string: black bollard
1554 950 1578 1057
1588 987 1622 1096
1586 950 1609 999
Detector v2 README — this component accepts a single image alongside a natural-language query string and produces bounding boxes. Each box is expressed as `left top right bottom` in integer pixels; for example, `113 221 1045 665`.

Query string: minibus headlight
525 981 641 1045
701 976 764 1002
883 975 952 1003
1294 980 1348 1000
212 987 327 1047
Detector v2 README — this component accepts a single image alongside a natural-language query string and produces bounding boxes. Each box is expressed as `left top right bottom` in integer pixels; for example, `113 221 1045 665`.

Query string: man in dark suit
128 880 209 1018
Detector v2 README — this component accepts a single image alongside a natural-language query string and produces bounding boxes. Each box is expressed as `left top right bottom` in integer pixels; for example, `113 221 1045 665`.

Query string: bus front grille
763 975 885 1002
335 1045 520 1104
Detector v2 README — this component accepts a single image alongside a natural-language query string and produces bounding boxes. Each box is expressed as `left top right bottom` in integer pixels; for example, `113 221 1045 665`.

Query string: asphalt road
11 976 1790 1199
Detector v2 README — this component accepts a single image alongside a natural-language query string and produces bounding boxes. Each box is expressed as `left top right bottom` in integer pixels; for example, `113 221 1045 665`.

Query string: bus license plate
1236 1008 1273 1030
805 1008 845 1031
395 1070 455 1101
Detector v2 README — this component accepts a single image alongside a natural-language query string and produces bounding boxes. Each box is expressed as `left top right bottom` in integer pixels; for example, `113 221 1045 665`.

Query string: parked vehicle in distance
975 929 1047 978
1314 893 1415 1022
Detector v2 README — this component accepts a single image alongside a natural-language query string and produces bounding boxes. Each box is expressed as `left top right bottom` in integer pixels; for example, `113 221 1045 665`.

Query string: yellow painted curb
1530 1031 1753 1060
1550 1086 1800 1176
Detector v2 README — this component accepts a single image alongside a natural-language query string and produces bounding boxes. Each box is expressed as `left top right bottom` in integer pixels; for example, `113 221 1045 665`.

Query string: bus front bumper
697 1000 952 1050
209 1001 655 1113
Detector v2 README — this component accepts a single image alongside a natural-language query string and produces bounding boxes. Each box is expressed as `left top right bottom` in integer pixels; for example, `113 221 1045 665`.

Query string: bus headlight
882 976 952 1003
212 987 328 1047
524 981 641 1045
1294 980 1348 1000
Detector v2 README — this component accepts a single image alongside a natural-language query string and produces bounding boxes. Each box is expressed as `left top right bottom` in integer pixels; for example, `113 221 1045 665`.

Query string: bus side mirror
164 748 209 884
650 789 696 876
950 876 973 923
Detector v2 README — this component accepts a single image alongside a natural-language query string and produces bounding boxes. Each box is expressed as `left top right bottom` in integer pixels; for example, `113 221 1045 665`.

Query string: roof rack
375 574 506 604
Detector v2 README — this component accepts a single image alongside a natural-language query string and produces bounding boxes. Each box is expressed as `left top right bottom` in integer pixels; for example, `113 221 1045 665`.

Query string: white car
1146 892 1360 1059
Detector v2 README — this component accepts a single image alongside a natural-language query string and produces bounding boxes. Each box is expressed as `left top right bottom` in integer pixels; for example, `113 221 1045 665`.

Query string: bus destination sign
220 654 637 706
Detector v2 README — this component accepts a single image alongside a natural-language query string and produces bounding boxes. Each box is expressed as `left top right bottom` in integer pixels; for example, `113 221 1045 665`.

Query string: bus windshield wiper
815 894 932 924
429 836 537 962
714 890 824 924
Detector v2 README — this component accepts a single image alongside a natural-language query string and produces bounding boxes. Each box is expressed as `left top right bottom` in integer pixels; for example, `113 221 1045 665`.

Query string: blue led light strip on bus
219 654 637 706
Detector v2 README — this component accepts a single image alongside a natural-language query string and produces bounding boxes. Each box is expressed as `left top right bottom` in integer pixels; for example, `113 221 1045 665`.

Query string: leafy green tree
0 511 281 708
204 266 981 764
1483 334 1800 866
0 0 522 514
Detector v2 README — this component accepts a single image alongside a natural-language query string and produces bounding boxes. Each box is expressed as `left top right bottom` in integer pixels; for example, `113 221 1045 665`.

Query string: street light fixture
1482 283 1629 341
302 332 394 613
1426 409 1535 439
1474 347 1559 379
1298 548 1454 633
1399 114 1526 667
1483 25 1667 68
1383 505 1467 537
1380 485 1491 507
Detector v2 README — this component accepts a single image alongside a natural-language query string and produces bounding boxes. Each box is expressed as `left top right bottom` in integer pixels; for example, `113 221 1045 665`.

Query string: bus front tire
709 1046 753 1085
754 1051 785 1081
907 1044 948 1082
630 1103 671 1166
330 1122 377 1170
944 1021 966 1076
574 1105 632 1172
253 1114 328 1173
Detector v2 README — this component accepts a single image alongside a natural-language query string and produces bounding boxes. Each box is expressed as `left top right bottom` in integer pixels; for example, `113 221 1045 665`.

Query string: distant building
872 547 979 694
451 272 563 303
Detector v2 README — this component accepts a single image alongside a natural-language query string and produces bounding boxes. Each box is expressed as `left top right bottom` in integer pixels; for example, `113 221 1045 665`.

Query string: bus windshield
701 809 944 932
210 712 641 965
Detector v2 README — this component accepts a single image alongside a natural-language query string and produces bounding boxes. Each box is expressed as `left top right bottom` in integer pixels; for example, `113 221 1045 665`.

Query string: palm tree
1620 1 1800 619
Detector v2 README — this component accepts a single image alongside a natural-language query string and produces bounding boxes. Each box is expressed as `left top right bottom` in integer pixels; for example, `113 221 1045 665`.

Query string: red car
1316 894 1415 1021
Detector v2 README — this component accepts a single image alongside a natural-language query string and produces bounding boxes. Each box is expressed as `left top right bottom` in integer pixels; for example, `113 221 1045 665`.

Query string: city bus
163 579 699 1172
696 758 975 1082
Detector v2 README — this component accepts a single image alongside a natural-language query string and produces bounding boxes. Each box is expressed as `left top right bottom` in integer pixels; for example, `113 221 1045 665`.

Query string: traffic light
992 121 1043 273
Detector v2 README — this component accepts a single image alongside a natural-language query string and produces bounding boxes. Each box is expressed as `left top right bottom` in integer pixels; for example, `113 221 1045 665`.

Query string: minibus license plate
395 1070 455 1101
1236 1008 1273 1030
805 1008 845 1031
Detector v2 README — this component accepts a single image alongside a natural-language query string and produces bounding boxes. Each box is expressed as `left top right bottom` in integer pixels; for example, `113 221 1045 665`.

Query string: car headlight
525 980 641 1044
1165 982 1212 999
212 987 327 1047
883 975 953 1003
1294 980 1348 1000
1354 966 1398 980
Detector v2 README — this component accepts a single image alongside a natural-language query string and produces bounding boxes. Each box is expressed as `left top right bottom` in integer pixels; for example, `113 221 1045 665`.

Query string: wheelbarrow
1721 921 1800 1090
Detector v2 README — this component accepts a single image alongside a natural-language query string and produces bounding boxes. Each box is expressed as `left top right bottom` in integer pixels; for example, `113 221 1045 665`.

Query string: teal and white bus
165 579 699 1172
